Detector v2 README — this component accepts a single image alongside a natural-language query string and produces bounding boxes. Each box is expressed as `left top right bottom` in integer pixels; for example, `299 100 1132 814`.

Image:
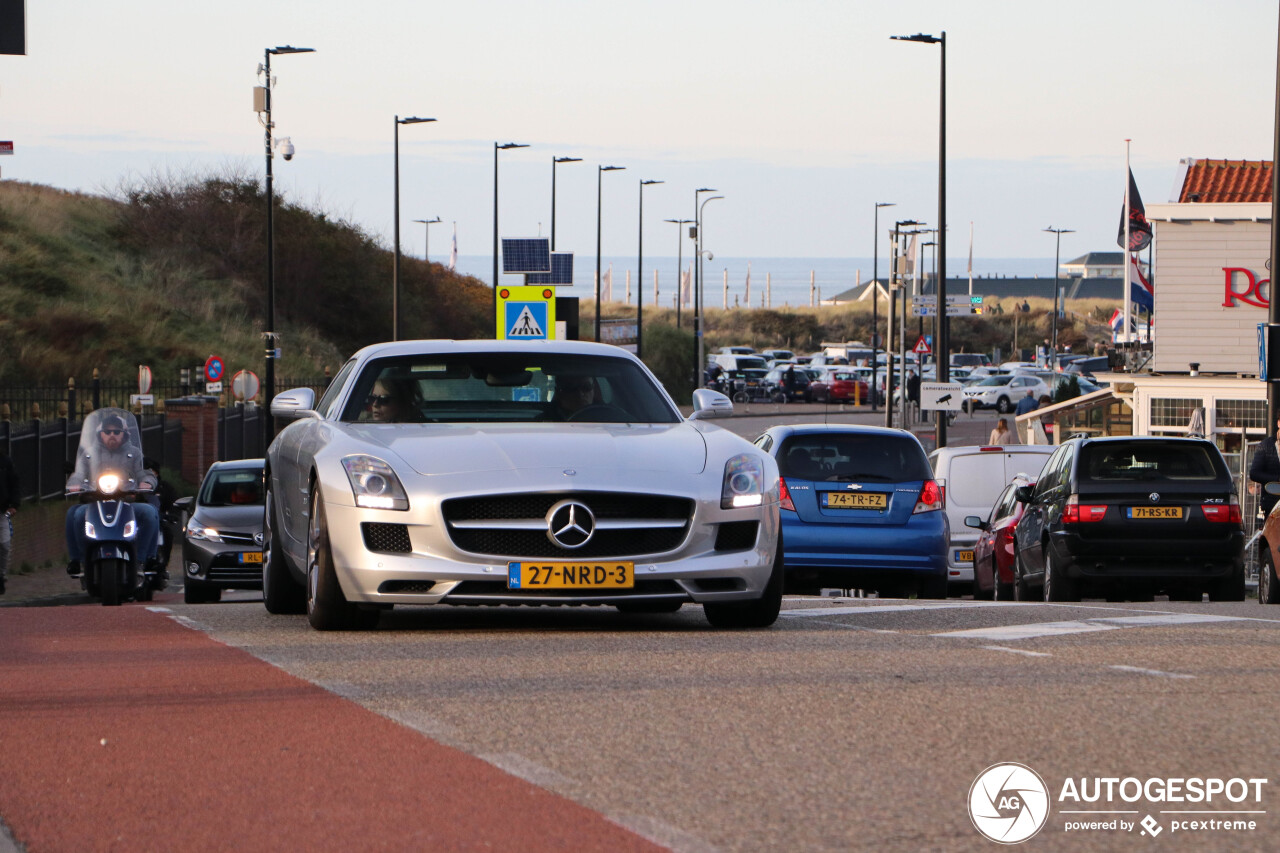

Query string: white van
712 353 770 374
928 444 1055 590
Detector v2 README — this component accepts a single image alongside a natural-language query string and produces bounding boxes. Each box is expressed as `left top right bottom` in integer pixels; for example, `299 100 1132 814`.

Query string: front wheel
99 558 123 607
1261 548 1280 605
704 534 783 629
306 488 379 631
731 391 749 404
996 396 1012 414
262 482 305 614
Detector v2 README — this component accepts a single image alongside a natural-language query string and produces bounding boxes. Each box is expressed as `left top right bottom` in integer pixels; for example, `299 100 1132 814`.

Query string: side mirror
964 515 988 530
173 496 194 513
270 388 318 420
1013 485 1034 503
688 388 733 420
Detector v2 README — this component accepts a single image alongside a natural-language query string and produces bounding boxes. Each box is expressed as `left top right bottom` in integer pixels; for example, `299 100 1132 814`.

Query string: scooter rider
65 409 160 577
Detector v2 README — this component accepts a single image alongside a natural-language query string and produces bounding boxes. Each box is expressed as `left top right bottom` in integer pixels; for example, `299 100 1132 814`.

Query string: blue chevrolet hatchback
754 425 948 597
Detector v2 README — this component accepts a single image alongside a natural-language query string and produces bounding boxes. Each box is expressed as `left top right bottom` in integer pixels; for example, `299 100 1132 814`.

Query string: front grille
363 522 412 553
207 565 261 583
378 580 436 594
715 521 758 552
216 531 258 546
442 492 693 559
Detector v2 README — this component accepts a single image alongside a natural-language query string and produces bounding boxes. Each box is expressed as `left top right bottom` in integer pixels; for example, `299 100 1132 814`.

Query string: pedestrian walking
1014 390 1039 416
1250 416 1280 517
906 370 921 422
0 451 19 595
988 418 1016 445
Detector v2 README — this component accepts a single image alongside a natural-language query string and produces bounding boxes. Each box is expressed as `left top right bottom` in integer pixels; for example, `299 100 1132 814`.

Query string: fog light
186 562 200 577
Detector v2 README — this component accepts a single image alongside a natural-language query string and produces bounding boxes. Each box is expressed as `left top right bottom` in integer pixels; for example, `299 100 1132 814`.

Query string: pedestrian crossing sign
496 286 556 340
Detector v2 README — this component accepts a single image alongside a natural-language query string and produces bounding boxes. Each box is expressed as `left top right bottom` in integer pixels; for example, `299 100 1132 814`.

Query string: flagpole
968 221 974 296
1124 139 1132 346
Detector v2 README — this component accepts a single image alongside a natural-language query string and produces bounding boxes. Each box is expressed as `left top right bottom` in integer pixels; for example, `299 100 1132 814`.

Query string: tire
996 396 1012 414
1208 565 1246 603
1042 548 1079 602
615 599 684 614
732 391 749 404
704 533 784 629
973 557 994 600
771 391 786 404
184 579 221 604
262 482 305 614
306 488 379 631
917 570 948 600
1013 554 1033 602
1261 548 1280 605
99 558 122 607
994 577 1013 601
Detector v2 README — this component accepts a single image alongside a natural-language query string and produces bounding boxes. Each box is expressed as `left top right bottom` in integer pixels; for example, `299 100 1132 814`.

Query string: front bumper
182 539 264 589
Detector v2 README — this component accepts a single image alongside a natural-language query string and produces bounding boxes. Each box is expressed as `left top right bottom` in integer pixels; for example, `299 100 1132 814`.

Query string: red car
807 369 870 404
966 475 1035 600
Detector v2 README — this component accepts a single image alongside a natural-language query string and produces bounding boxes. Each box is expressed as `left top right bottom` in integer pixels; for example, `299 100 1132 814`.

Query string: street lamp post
886 219 922 428
692 188 717 387
637 179 663 359
393 116 436 341
257 44 314 449
695 195 724 387
892 30 948 446
595 165 625 342
493 142 529 321
664 218 693 329
412 216 442 263
551 156 581 251
1044 227 1074 370
872 202 895 413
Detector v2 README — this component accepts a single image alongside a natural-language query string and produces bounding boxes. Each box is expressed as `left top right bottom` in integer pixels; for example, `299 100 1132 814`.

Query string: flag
1108 308 1125 332
1128 252 1153 312
1117 168 1152 252
448 222 457 271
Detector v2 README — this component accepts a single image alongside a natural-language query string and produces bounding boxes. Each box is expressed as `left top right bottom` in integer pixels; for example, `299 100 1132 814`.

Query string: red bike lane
0 606 666 852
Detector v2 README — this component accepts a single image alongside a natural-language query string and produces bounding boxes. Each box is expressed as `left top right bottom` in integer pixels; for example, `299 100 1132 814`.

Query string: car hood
192 504 264 532
343 422 710 477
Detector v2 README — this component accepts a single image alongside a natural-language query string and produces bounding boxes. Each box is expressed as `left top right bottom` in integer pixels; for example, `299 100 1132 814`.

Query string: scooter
69 473 160 606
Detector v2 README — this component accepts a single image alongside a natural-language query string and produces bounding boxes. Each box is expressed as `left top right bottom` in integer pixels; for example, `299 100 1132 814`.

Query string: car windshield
777 433 931 483
976 375 1013 387
338 352 680 424
1080 443 1221 481
200 469 264 507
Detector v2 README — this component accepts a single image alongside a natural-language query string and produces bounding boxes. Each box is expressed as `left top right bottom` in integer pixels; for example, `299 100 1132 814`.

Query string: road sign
913 336 931 355
946 307 979 316
496 285 556 340
920 381 964 411
912 295 980 305
204 355 225 384
0 142 13 155
138 365 152 395
232 369 261 401
911 306 936 317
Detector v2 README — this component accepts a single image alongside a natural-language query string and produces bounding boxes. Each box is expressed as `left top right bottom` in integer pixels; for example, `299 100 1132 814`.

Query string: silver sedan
262 340 782 630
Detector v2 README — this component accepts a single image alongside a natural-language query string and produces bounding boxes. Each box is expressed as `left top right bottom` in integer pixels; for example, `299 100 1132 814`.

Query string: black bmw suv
1012 436 1244 602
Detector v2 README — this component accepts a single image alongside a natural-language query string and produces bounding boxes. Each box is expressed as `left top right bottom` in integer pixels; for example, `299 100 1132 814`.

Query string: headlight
342 455 410 510
722 453 765 509
98 474 120 494
84 520 98 540
186 520 223 542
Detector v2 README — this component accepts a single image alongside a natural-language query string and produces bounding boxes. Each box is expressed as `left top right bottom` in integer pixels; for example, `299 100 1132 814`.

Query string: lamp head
600 165 625 172
399 116 436 125
555 156 582 163
891 33 941 44
498 142 529 150
642 179 663 186
269 45 315 55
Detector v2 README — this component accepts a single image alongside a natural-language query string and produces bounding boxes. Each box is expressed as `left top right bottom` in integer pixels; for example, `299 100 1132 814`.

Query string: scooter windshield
68 407 152 493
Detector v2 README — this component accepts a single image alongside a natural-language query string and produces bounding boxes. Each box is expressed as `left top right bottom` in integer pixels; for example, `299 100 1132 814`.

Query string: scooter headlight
97 474 120 495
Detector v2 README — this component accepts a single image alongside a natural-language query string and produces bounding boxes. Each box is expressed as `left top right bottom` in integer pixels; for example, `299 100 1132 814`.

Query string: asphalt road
132 595 1280 851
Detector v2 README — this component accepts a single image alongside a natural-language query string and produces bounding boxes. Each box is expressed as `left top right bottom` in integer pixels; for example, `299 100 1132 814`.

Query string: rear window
945 453 1017 508
1080 442 1221 481
778 434 930 483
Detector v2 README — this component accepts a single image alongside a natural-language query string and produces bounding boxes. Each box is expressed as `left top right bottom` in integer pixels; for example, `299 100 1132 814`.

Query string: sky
2 0 1278 270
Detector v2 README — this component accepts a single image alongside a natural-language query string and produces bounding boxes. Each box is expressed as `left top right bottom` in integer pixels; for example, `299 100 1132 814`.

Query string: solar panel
501 237 551 274
526 253 573 285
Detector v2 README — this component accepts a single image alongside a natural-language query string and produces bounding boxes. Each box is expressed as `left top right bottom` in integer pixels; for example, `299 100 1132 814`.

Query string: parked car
1012 436 1245 602
1256 483 1280 604
760 349 795 363
1063 356 1110 377
755 424 947 598
929 444 1055 591
967 475 1036 600
807 368 871 404
263 340 783 630
711 353 770 374
717 346 756 355
763 366 810 402
962 374 1050 413
178 458 266 604
950 353 991 368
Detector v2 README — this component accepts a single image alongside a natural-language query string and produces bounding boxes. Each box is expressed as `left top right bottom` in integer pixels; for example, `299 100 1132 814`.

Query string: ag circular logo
968 763 1050 844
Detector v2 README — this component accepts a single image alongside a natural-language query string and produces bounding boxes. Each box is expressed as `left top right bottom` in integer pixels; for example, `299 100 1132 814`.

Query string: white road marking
1109 665 1195 679
780 601 1026 618
1090 613 1242 628
981 645 1053 657
936 620 1119 640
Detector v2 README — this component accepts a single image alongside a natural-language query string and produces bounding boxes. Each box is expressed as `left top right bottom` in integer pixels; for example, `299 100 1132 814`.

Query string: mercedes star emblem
546 500 595 549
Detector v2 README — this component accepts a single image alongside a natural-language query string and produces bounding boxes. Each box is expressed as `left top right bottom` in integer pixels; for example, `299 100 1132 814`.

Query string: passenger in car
548 376 600 420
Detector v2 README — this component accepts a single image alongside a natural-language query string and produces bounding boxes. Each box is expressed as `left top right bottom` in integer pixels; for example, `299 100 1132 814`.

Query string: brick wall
165 396 219 486
9 499 71 569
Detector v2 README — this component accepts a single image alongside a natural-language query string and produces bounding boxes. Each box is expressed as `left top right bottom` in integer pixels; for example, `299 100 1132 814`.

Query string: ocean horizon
443 255 1065 309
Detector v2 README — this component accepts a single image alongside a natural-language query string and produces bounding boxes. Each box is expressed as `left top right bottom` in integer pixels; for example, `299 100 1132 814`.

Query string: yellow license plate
240 551 263 564
955 550 974 563
507 561 634 589
824 492 888 509
1129 506 1183 519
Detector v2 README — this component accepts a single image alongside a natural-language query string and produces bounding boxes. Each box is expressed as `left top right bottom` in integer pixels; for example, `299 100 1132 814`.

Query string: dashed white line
980 645 1053 657
1109 665 1195 679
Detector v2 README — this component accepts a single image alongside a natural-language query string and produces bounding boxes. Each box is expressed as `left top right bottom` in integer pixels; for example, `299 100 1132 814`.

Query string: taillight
936 478 947 507
1203 495 1242 524
1061 494 1107 523
914 479 943 514
779 478 796 513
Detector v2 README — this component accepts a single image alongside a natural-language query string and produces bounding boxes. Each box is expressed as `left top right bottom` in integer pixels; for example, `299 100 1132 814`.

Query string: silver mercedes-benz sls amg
262 340 782 630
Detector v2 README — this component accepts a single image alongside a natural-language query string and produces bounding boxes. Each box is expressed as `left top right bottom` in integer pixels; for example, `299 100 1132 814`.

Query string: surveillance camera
706 251 714 261
280 138 295 161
